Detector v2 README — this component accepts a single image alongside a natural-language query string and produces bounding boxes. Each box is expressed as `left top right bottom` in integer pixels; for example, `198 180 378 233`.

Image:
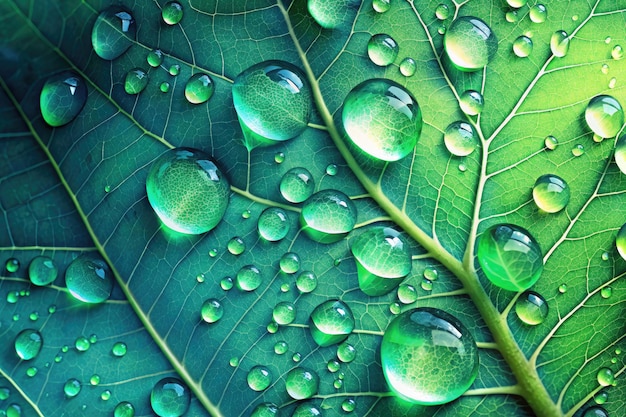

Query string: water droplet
229 357 240 367
389 301 402 314
220 276 234 291
146 148 229 235
367 34 399 67
550 31 569 57
532 174 570 213
583 406 609 417
147 49 164 68
227 237 246 255
151 377 190 417
333 378 343 389
247 365 272 391
529 4 547 23
162 1 183 25
91 7 135 60
600 286 612 299
597 367 614 386
27 256 57 286
124 69 148 95
327 359 341 373
337 342 356 363
307 0 359 28
435 3 450 20
614 134 626 176
444 121 478 156
372 0 391 13
572 144 585 157
420 279 433 291
184 73 214 104
292 352 302 362
257 207 290 242
233 60 312 147
39 72 87 127
26 367 37 377
381 307 478 404
90 374 101 386
399 57 417 77
65 254 113 304
544 135 558 150
585 95 624 138
444 16 498 71
169 65 180 76
274 341 288 355
272 152 284 165
104 185 112 193
612 45 624 60
505 10 519 23
64 378 81 398
158 82 169 93
513 35 533 58
459 90 484 116
6 291 19 303
309 299 354 347
324 164 338 176
285 367 319 399
515 291 548 325
423 267 438 281
397 284 417 304
209 248 218 258
280 167 315 203
507 0 527 7
28 312 38 321
250 403 279 417
279 252 301 274
5 404 21 417
351 227 412 296
477 224 543 291
0 387 10 400
14 329 43 360
594 134 604 143
594 390 608 404
201 299 224 323
558 283 568 294
341 399 356 413
196 273 205 283
609 77 617 89
292 403 322 417
296 271 318 293
75 336 90 352
272 301 296 325
112 342 127 357
236 265 263 291
61 345 69 353
101 390 111 401
301 190 357 243
601 64 610 75
572 14 579 21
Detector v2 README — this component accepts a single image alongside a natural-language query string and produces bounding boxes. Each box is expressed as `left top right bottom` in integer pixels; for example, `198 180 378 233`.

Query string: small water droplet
437 25 447 35
65 254 113 304
372 0 391 13
169 64 180 76
272 301 296 325
367 34 399 67
585 95 624 138
75 336 90 352
90 374 101 386
196 273 205 283
247 365 273 391
229 357 240 367
444 16 498 71
250 402 279 417
209 248 218 258
7 291 19 303
279 252 300 274
583 406 609 417
532 174 570 213
151 378 190 417
435 3 450 20
612 45 624 60
101 390 111 401
236 265 263 291
5 258 19 273
292 352 302 362
40 72 88 127
54 354 63 363
505 10 519 23
397 284 417 304
26 367 37 377
326 359 341 373
91 7 136 60
5 404 21 417
389 301 402 314
309 299 355 346
342 398 356 413
14 329 43 360
600 287 612 299
274 341 288 355
285 367 319 399
444 121 478 156
162 1 183 25
64 378 81 398
147 49 164 68
609 77 617 89
301 189 357 243
0 387 10 401
558 283 568 294
27 256 57 286
241 209 251 220
280 167 315 203
220 276 234 291
325 164 338 176
159 82 170 93
596 367 614 386
458 163 467 172
571 144 585 157
292 403 322 417
399 57 417 77
601 64 610 74
459 90 484 116
550 31 569 57
420 279 433 291
594 391 608 404
423 267 438 281
184 73 214 104
62 345 69 353
201 299 224 323
257 207 290 242
280 283 290 293
337 342 356 363
601 252 610 261
104 185 111 193
124 68 149 95
513 35 533 58
89 334 98 344
267 321 279 333
515 291 548 325
544 135 558 150
529 4 547 23
333 378 343 389
112 342 127 357
296 270 318 293
29 312 38 321
572 15 579 21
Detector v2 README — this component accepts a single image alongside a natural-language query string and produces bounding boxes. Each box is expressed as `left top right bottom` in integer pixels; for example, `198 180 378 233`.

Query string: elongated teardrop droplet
92 7 136 60
550 30 569 57
444 16 498 71
40 72 87 127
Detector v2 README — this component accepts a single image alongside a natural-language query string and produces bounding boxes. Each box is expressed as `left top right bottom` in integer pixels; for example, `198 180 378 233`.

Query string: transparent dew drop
274 341 288 355
444 121 478 156
273 301 296 325
572 144 585 157
300 189 357 243
146 148 229 235
367 34 399 67
397 284 418 304
101 390 111 401
309 299 355 347
267 321 279 333
257 207 290 242
550 31 570 57
583 406 609 417
0 387 10 400
28 256 58 286
420 279 433 291
196 273 205 283
124 69 149 95
505 10 519 23
609 77 617 89
91 6 136 60
296 271 318 293
477 224 543 291
104 185 111 193
280 167 315 203
40 72 88 127
14 329 43 360
351 227 412 296
232 60 312 147
594 391 608 404
444 16 498 71
600 287 612 299
342 399 356 413
162 1 183 25
596 368 615 386
372 0 391 13
201 299 223 323
250 403 279 417
513 35 533 58
333 378 343 389
169 65 180 76
326 164 338 176
612 45 624 60
342 78 422 161
616 223 626 261
236 265 263 291
285 367 319 400
5 258 19 272
459 90 484 116
438 25 447 35
7 291 19 303
75 336 90 352
209 248 218 257
435 4 450 20
65 254 113 304
532 174 570 213
274 152 285 164
280 283 290 293
292 403 322 417
6 404 21 417
151 377 190 417
184 73 214 104
423 267 438 281
585 95 624 138
241 209 251 219
147 49 164 67
112 342 127 357
337 342 356 363
601 64 609 75
601 251 610 261
90 374 101 386
529 4 547 23
507 0 527 7
389 301 402 314
327 359 341 373
229 357 240 367
29 312 39 321
307 0 360 28
381 307 478 405
247 366 273 392
64 378 81 398
558 283 568 294
399 57 417 77
160 82 170 93
545 135 558 150
279 252 301 274
220 277 234 291
614 134 626 175
26 367 37 377
515 291 548 325
227 237 246 255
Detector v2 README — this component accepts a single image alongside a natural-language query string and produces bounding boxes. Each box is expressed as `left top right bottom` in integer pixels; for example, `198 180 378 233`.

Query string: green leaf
1 1 625 416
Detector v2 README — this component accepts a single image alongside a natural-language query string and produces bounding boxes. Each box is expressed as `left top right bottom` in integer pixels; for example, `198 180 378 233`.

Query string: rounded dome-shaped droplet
351 227 412 296
596 368 615 386
184 73 214 104
232 60 312 145
600 286 612 299
75 336 90 351
550 31 569 57
615 134 626 174
124 69 149 95
160 82 170 93
381 307 478 404
529 4 547 23
459 90 484 116
150 377 190 417
307 0 359 28
63 378 81 398
280 167 315 203
247 366 272 391
146 148 229 235
40 72 87 127
367 34 399 67
279 252 301 274
169 65 180 76
296 271 318 293
162 1 183 25
114 401 135 417
477 224 543 291
274 341 288 355
572 144 585 157
612 45 624 60
309 299 354 346
65 254 113 303
292 403 322 417
337 342 356 363
583 406 609 417
14 329 43 360
342 399 356 412
112 342 127 357
515 291 548 325
147 49 164 67
545 135 558 150
201 299 223 323
585 95 624 138
397 284 417 304
300 189 357 243
28 256 58 286
399 57 417 77
257 207 290 241
5 258 19 272
91 6 136 60
444 16 498 71
227 237 245 255
513 35 533 58
250 403 279 417
372 0 391 13
236 265 263 291
285 367 319 399
435 4 450 20
444 121 478 156
342 78 422 161
507 0 527 7
532 174 570 213
273 301 296 325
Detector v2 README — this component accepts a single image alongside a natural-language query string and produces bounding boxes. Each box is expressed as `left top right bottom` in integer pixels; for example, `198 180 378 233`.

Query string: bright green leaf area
1 0 625 416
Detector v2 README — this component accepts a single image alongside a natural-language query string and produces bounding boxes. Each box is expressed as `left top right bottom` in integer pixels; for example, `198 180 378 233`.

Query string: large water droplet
585 95 624 139
91 6 136 60
596 367 615 386
300 189 357 243
28 256 58 286
151 377 190 417
236 265 263 291
227 237 246 255
532 174 570 213
513 35 533 58
162 1 183 25
444 121 478 156
184 74 214 104
250 403 279 417
399 57 417 77
444 16 498 71
372 0 391 13
280 167 315 203
201 299 223 323
381 307 478 404
292 403 322 417
279 252 301 274
65 254 113 303
307 0 359 28
285 367 319 399
64 378 81 398
477 224 543 291
515 291 548 325
124 69 149 95
257 207 290 242
351 227 412 296
39 72 88 127
14 329 43 360
273 301 296 325
337 342 356 363
550 31 569 57
247 365 273 391
232 60 312 147
147 49 164 68
459 90 484 116
367 34 399 67
583 406 609 417
342 78 422 161
529 4 547 23
309 299 354 346
397 284 417 304
146 148 229 234
296 270 318 293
